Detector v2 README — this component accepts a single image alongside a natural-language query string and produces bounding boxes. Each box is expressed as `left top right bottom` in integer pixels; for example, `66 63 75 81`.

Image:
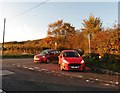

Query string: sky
0 0 119 43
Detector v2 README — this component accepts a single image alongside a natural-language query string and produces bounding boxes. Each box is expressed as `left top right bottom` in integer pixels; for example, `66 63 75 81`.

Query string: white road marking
23 66 28 69
95 79 99 81
34 67 39 69
0 70 14 76
115 82 119 85
41 69 47 71
78 75 82 78
86 80 89 82
28 68 34 70
105 84 109 86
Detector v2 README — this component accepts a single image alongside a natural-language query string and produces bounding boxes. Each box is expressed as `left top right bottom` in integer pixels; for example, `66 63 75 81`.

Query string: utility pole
55 42 57 50
2 18 6 54
87 33 92 58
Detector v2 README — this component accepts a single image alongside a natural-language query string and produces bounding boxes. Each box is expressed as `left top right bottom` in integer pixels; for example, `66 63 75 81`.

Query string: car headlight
63 59 69 64
34 56 37 58
81 60 85 64
42 56 45 58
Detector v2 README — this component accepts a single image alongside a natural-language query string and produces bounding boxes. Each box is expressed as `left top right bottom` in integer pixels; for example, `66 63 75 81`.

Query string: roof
61 50 77 52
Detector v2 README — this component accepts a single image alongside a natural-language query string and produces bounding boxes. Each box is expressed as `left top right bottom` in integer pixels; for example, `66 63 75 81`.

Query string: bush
83 53 120 72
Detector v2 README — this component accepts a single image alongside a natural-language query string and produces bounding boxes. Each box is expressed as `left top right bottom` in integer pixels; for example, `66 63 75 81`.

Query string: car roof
44 49 59 52
61 50 77 53
44 49 53 51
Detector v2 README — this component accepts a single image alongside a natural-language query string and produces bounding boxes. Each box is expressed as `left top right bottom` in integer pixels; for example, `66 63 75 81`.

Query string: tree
82 15 103 35
47 20 76 49
47 20 63 37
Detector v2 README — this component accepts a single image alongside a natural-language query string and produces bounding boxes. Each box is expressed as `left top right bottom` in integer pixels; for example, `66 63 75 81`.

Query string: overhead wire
0 0 49 43
0 0 49 23
9 0 49 21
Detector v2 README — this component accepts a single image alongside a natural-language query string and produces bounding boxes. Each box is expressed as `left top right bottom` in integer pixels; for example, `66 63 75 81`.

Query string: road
1 58 119 92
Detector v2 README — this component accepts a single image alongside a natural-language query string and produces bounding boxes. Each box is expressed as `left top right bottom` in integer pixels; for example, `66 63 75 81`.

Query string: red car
34 49 60 63
58 50 85 71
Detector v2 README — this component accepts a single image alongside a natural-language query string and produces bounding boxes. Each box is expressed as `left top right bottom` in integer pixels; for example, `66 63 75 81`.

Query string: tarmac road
1 58 119 92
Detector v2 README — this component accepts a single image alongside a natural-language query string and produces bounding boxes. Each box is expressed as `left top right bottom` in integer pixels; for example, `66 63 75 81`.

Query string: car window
50 50 60 54
55 50 59 54
40 50 47 55
51 50 55 54
40 50 50 55
63 52 80 57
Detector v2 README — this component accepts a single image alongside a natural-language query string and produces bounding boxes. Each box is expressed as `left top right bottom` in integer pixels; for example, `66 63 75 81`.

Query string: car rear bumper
34 58 46 63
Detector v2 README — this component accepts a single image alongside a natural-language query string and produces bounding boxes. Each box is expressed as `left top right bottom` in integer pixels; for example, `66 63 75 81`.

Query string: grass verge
1 54 34 59
84 58 120 73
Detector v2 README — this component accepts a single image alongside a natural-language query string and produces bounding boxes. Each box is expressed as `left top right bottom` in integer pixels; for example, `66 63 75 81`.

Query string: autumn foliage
1 15 120 71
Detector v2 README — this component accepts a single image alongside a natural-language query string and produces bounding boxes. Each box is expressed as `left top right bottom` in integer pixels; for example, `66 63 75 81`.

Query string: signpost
55 42 57 50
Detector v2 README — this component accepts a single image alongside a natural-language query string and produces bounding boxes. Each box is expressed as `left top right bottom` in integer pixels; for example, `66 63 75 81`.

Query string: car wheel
46 58 50 64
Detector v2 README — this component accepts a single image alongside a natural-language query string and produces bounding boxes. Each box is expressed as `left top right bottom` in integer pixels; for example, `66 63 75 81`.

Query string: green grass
84 58 120 73
1 54 34 58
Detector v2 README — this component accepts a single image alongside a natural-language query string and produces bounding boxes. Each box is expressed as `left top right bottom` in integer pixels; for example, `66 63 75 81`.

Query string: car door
54 50 60 60
49 50 55 61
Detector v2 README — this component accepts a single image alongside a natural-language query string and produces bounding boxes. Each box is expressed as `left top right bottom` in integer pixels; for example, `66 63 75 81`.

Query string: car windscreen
63 52 80 57
40 50 48 55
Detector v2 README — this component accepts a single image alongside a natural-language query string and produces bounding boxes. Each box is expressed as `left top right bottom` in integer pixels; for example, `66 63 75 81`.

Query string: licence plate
70 66 79 68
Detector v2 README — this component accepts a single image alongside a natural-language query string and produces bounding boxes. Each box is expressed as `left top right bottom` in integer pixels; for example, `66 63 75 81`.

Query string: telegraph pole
2 18 6 54
87 33 92 58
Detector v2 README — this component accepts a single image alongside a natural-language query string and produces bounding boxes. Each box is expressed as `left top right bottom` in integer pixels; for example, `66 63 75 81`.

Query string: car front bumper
34 57 46 63
62 63 85 71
